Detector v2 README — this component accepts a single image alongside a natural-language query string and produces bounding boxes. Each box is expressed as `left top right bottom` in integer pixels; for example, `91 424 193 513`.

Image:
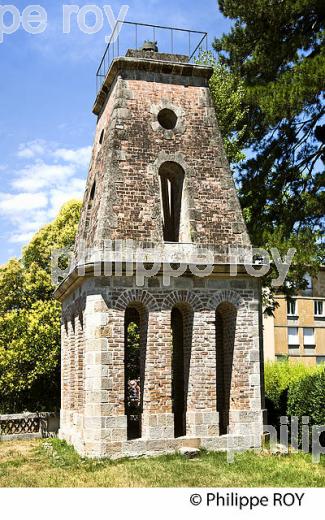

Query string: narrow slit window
99 129 104 145
85 180 96 229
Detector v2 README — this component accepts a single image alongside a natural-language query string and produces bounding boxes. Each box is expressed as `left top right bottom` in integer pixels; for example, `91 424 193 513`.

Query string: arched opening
159 162 185 243
99 129 105 144
171 304 193 438
215 302 237 435
124 304 148 440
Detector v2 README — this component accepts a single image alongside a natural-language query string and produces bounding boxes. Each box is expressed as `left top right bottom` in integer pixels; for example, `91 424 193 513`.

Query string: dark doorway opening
125 305 147 440
215 303 237 435
171 304 193 438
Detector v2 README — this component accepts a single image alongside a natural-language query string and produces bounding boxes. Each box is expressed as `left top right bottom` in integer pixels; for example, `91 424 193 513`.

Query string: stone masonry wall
59 275 263 458
75 64 251 258
58 57 263 458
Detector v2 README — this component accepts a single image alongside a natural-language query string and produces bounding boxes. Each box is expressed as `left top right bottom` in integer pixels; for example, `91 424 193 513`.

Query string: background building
263 267 325 365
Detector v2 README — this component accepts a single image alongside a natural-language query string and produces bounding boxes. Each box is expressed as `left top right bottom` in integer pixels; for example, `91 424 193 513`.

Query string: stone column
186 310 219 437
59 320 69 437
227 296 263 447
82 293 127 457
142 310 174 440
73 312 84 434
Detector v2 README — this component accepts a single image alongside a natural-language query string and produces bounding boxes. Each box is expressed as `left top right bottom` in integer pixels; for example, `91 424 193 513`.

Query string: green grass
0 439 324 487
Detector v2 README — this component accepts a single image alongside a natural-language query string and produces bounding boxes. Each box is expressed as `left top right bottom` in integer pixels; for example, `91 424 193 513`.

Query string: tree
0 200 81 413
211 0 324 294
198 54 252 164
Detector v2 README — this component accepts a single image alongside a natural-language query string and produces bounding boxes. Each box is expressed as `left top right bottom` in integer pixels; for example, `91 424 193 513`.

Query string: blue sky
0 0 231 264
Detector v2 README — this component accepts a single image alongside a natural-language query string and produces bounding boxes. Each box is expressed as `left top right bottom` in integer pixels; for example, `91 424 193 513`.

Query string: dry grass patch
0 438 324 488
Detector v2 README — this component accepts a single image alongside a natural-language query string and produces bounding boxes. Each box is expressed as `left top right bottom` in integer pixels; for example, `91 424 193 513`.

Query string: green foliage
264 361 322 427
197 52 251 164
126 322 141 381
23 199 81 272
0 200 81 413
288 367 325 430
215 0 324 125
212 0 324 295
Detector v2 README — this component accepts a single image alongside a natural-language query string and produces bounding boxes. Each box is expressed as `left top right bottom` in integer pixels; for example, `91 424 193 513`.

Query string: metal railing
96 20 208 93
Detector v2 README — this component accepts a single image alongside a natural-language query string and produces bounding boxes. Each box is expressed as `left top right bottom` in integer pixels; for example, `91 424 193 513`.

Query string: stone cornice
93 57 213 116
53 262 255 302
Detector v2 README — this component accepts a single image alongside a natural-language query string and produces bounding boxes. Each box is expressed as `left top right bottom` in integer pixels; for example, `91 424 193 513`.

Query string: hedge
264 361 323 428
288 367 325 428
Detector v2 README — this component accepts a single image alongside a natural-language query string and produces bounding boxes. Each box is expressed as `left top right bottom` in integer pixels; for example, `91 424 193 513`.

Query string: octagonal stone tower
54 33 264 458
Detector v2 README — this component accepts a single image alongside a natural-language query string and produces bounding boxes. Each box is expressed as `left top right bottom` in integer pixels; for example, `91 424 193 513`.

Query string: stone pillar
74 312 84 428
100 305 128 454
142 310 174 439
68 318 75 429
227 297 263 447
59 320 69 436
82 294 127 457
186 309 219 437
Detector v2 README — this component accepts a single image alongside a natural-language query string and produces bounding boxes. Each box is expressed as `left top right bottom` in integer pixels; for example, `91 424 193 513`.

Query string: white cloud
48 178 86 218
12 161 77 192
17 139 47 159
0 141 89 245
0 192 48 214
53 146 92 168
9 231 36 244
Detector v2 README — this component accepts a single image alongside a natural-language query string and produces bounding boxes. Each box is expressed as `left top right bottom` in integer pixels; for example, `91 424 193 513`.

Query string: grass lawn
0 438 324 487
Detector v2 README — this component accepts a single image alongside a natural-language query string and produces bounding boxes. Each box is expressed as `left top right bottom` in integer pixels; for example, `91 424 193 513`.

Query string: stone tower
54 32 264 458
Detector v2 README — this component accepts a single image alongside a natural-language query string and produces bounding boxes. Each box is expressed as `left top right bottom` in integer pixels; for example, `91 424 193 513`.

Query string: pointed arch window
159 162 185 243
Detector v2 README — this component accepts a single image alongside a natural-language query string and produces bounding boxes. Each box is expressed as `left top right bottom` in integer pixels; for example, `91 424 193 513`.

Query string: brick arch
149 151 190 176
162 290 204 311
114 289 159 312
208 290 245 311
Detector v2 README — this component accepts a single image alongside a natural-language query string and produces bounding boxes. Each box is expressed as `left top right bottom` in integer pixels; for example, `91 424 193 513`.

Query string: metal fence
96 20 208 92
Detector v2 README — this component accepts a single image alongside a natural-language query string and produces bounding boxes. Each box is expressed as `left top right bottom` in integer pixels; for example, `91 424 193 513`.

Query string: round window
158 108 178 130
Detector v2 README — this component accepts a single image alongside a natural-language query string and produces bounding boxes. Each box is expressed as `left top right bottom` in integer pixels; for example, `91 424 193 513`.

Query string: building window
99 129 104 145
302 273 313 295
303 328 315 355
287 299 297 316
314 300 324 317
316 356 325 365
303 327 315 346
288 327 299 347
159 161 185 243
